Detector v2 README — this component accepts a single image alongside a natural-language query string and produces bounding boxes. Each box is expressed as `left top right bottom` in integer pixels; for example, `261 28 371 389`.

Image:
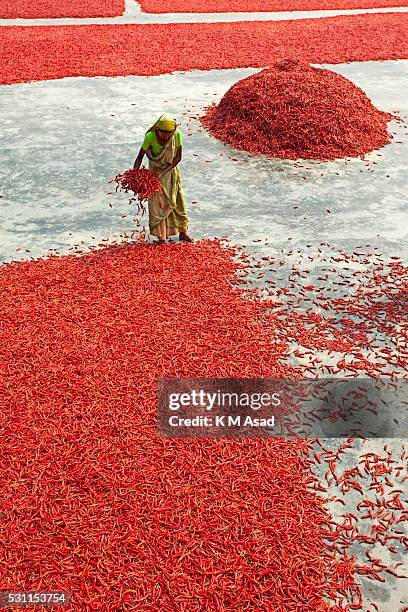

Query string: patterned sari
145 123 188 239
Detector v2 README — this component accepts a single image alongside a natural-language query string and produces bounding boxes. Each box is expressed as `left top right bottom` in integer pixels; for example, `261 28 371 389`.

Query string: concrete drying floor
0 60 407 263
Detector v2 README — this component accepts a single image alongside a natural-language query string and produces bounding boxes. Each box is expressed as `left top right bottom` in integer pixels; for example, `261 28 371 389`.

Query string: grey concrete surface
0 61 407 263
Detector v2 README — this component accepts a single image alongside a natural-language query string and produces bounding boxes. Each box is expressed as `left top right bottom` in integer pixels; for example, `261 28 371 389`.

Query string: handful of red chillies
113 168 162 204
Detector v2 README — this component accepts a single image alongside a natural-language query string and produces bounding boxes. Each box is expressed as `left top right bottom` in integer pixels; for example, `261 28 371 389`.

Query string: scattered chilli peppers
309 439 408 593
201 60 393 160
239 241 407 377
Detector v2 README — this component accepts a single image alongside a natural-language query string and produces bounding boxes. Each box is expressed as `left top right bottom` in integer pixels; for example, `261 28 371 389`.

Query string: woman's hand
133 147 146 170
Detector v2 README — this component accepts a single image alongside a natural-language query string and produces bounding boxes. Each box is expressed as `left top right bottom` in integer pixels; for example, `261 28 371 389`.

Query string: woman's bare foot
179 232 194 243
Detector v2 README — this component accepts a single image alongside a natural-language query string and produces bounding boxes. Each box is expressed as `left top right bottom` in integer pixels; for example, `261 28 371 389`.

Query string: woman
134 114 193 244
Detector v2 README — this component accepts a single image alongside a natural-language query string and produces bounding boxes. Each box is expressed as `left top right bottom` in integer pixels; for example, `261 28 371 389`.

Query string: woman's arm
158 146 182 179
133 147 146 170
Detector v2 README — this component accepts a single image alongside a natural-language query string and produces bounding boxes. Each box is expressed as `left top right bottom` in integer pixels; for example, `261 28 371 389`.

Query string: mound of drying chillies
202 60 393 160
113 168 162 204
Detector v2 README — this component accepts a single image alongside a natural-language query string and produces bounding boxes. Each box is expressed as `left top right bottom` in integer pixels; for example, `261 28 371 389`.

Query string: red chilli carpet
139 0 408 12
1 13 408 85
0 0 125 19
0 241 359 609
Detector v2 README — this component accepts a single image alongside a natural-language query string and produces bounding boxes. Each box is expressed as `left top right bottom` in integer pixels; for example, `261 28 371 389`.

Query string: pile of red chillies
202 60 393 160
